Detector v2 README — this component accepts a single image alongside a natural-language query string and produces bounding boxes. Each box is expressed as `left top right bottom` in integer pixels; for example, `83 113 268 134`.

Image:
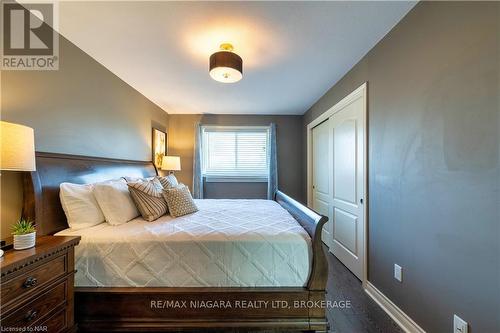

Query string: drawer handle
23 276 38 288
25 310 38 322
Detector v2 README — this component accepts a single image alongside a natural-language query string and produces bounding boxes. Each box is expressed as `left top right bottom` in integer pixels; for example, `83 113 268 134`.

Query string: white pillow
93 179 139 225
60 182 105 230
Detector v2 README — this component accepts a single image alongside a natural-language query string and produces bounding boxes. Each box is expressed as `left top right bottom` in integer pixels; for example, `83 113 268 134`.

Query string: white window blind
202 127 269 179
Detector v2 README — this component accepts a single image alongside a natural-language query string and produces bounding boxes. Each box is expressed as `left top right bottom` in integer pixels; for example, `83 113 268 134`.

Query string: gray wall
1 35 169 238
204 182 267 200
303 2 499 332
168 114 303 202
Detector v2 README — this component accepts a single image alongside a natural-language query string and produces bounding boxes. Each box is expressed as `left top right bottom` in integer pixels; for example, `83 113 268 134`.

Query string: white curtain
192 122 203 199
267 123 278 200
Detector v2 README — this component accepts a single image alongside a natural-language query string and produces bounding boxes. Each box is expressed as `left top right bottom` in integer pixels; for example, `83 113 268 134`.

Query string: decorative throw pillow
60 182 105 230
162 185 198 217
157 174 179 189
127 178 168 221
93 179 139 225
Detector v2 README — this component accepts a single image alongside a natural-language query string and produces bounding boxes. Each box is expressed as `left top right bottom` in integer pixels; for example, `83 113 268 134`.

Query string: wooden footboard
275 191 329 291
76 288 327 332
75 191 329 332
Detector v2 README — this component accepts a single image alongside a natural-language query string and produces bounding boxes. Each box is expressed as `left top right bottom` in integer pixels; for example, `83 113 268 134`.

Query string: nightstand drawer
40 308 68 333
2 279 67 329
1 253 67 306
1 236 80 333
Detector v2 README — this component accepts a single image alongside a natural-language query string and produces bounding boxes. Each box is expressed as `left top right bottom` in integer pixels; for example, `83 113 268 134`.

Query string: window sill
204 176 268 183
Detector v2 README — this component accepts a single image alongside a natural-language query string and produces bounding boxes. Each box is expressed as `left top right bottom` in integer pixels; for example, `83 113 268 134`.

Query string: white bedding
56 199 312 287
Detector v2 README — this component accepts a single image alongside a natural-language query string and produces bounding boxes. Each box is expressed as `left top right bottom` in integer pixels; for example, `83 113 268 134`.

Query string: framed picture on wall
152 128 167 169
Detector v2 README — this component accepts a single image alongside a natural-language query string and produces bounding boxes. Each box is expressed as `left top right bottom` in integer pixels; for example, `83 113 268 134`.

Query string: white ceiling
58 1 416 115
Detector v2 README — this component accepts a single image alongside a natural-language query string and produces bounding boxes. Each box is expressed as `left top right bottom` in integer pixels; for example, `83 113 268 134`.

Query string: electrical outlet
454 315 468 333
394 264 402 282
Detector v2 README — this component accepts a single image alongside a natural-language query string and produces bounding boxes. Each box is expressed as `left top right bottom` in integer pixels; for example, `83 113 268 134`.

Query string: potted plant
11 219 36 250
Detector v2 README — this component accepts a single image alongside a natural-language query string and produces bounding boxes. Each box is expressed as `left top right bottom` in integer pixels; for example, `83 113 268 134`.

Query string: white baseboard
364 282 426 333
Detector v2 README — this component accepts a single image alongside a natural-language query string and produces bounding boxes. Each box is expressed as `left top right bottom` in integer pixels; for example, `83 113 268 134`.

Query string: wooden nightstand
0 236 81 332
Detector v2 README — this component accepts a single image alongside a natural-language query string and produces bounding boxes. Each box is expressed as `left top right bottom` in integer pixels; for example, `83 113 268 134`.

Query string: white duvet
56 199 312 287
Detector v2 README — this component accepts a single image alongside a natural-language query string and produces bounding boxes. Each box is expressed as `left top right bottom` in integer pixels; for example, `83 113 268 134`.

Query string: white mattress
56 199 312 287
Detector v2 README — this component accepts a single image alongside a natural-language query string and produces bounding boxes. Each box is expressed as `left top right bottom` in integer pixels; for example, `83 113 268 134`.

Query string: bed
56 199 312 288
22 152 329 332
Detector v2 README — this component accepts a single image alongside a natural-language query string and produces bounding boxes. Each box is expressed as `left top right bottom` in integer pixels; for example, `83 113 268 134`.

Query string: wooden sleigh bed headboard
22 152 157 236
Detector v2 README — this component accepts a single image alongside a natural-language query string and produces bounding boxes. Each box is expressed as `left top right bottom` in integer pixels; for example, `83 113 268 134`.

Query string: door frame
306 82 368 286
310 118 333 247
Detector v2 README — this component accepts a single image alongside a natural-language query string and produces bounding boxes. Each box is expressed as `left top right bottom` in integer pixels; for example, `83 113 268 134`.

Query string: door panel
333 208 358 256
333 119 357 205
330 95 365 280
312 119 332 245
309 85 366 281
313 120 330 196
314 199 330 219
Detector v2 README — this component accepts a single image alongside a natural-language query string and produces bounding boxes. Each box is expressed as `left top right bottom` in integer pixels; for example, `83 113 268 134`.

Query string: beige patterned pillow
127 178 168 221
157 174 179 189
162 185 198 217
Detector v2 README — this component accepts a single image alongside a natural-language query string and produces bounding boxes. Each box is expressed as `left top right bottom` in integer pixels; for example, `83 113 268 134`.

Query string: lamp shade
209 43 242 83
161 155 181 171
1 121 36 171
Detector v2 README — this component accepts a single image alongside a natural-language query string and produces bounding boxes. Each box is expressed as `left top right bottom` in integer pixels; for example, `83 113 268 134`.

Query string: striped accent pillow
157 174 179 189
162 185 198 217
127 178 168 221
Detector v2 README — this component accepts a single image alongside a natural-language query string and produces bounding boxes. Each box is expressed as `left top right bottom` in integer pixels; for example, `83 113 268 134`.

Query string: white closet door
330 95 365 280
311 119 333 246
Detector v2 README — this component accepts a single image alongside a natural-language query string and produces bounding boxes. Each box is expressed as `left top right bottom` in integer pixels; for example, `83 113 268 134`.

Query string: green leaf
11 218 36 235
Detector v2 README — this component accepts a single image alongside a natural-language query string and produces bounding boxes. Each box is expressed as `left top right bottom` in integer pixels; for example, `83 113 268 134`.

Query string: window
202 126 269 182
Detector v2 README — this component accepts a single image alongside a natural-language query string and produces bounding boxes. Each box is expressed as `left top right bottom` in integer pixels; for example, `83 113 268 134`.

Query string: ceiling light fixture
209 43 242 83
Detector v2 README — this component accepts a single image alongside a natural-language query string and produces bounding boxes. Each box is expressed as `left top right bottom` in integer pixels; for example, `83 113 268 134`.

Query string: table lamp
1 121 36 257
161 155 181 174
